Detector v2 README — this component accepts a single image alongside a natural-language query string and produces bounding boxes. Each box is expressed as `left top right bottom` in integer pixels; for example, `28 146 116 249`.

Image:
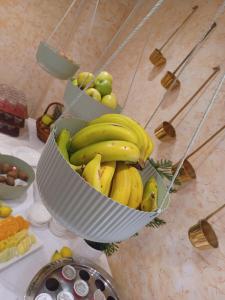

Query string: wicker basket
36 102 64 143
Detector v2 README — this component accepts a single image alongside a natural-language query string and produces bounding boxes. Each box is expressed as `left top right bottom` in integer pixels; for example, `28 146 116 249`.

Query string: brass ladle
172 124 225 183
161 22 217 90
189 203 225 250
155 66 220 140
149 6 199 67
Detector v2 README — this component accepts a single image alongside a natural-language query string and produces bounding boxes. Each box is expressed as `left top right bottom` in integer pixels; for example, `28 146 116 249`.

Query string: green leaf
148 158 181 187
146 217 166 228
103 243 119 256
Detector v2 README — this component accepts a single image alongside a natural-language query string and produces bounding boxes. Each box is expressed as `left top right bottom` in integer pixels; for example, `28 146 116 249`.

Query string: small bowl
0 154 35 200
36 41 80 80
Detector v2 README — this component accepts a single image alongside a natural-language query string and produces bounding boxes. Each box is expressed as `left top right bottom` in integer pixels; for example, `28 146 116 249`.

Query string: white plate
0 231 42 272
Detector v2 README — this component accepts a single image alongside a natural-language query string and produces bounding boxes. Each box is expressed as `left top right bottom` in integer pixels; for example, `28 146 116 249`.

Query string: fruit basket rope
63 0 166 114
157 72 225 214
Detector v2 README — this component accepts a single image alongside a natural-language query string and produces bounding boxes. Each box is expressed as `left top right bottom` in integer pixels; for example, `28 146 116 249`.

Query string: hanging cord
122 19 156 109
144 0 225 129
157 72 225 213
78 0 145 88
78 0 101 88
64 0 165 114
95 0 165 75
47 0 78 43
93 0 145 72
88 0 100 38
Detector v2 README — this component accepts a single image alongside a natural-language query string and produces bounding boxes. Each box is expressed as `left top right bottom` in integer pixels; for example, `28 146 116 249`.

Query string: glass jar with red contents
0 84 28 136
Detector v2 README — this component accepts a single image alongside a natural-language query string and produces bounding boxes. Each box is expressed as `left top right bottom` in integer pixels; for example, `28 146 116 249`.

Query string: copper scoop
172 124 225 183
188 203 225 250
161 22 217 90
149 6 198 67
155 66 220 140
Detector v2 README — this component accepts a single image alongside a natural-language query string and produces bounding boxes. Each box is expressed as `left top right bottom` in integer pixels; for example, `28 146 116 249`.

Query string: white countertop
0 119 111 300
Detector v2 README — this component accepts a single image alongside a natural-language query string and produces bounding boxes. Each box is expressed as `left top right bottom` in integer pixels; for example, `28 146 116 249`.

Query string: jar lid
73 279 89 297
62 265 76 281
35 293 53 300
57 291 74 300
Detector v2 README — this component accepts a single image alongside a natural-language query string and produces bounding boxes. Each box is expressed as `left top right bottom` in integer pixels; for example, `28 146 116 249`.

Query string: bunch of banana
88 114 154 166
57 129 84 174
55 114 158 211
141 176 158 212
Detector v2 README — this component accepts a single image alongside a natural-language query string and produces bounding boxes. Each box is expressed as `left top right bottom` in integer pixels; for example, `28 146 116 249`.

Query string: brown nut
2 163 13 173
7 169 18 179
6 176 15 186
0 176 6 183
18 171 28 181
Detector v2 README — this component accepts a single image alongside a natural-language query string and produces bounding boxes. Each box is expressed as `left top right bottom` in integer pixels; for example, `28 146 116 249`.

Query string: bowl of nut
0 154 35 200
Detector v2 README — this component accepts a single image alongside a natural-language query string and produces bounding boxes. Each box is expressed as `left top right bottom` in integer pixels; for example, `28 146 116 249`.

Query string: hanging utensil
36 0 87 80
149 5 198 67
155 66 220 140
188 203 225 250
161 22 217 89
172 124 225 183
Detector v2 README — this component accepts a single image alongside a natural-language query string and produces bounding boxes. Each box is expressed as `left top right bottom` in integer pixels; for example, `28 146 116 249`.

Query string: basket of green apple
64 71 122 121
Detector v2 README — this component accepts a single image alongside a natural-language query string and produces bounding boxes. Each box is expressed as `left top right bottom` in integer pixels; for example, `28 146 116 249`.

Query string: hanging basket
36 117 170 243
36 102 64 143
36 41 80 80
64 81 122 121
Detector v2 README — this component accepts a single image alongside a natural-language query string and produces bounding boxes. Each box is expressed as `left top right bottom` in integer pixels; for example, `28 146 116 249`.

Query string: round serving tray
25 257 120 300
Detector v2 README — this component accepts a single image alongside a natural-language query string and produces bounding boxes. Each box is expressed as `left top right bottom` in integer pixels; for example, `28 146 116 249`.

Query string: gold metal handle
173 22 217 74
159 5 199 51
205 203 225 221
186 124 225 159
169 66 220 123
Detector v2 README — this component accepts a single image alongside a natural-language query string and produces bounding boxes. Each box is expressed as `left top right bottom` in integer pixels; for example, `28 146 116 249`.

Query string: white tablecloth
0 119 111 300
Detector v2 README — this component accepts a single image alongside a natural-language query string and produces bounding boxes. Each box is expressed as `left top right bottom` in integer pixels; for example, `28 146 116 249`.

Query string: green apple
85 88 101 102
95 79 112 97
101 93 117 109
71 78 78 86
77 72 95 89
41 114 54 126
95 71 113 84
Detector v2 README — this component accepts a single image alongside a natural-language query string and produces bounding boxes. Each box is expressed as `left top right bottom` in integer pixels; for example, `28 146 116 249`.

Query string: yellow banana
56 129 71 161
89 114 149 165
100 161 116 196
141 176 158 212
110 163 131 205
144 133 154 161
57 129 83 173
127 167 143 209
70 140 140 165
82 154 102 192
71 123 139 151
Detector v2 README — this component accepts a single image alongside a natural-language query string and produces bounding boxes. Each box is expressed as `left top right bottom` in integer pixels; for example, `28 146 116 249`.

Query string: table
0 119 111 300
